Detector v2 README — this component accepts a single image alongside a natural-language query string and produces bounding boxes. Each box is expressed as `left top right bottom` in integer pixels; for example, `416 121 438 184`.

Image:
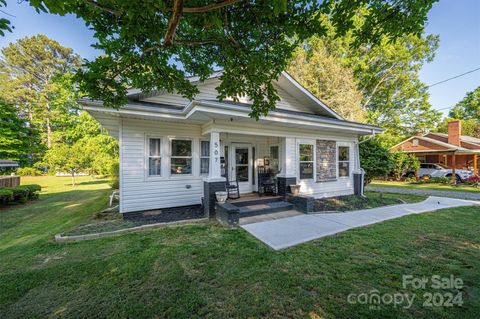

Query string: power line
427 67 480 88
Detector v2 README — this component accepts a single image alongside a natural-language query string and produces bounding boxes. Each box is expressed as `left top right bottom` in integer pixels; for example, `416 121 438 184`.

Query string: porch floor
227 193 283 205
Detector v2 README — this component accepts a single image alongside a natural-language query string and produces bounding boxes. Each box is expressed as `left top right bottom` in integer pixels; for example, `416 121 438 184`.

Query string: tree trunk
46 102 52 148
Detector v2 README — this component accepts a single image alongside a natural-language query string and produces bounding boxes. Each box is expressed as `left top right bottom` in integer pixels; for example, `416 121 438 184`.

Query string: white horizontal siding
295 139 357 198
120 118 204 213
119 117 360 213
141 78 315 114
275 85 312 113
142 80 219 106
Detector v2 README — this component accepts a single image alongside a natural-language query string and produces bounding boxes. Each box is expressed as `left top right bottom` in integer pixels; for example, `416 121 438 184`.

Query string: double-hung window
171 139 192 175
148 138 162 176
200 140 210 175
299 144 314 179
338 146 350 177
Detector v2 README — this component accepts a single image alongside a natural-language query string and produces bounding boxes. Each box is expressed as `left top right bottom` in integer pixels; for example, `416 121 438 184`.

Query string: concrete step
237 201 294 217
231 196 284 207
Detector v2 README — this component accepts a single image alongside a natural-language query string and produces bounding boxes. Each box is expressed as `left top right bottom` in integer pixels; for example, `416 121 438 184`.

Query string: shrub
10 184 41 203
404 177 417 183
415 177 452 184
465 175 480 186
0 188 13 205
359 138 393 184
109 161 119 190
11 186 30 203
16 167 43 176
24 184 42 199
391 152 420 181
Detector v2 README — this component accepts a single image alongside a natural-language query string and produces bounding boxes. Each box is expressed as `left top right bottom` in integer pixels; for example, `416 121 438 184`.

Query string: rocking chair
225 174 240 199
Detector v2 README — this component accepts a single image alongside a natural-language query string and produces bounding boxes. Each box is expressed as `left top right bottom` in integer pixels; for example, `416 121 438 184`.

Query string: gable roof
127 70 344 120
391 134 480 155
427 132 480 146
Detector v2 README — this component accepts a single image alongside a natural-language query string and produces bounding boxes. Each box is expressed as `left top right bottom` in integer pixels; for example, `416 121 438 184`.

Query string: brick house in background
391 120 480 177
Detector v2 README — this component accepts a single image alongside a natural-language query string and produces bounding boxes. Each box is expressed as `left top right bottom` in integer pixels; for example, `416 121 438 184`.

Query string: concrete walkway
367 186 480 201
241 196 480 250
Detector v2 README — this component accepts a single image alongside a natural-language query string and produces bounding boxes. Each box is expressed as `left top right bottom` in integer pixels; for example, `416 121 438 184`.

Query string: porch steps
230 196 284 207
236 201 294 218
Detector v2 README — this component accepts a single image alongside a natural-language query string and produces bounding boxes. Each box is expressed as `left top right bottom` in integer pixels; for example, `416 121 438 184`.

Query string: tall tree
316 9 442 144
0 101 30 164
0 35 81 149
288 38 366 122
19 0 437 118
449 86 480 120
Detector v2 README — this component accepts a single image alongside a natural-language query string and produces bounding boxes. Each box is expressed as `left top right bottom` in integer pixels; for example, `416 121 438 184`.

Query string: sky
0 0 479 117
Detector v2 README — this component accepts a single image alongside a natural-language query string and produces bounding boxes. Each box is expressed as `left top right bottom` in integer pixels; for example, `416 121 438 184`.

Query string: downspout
356 129 377 197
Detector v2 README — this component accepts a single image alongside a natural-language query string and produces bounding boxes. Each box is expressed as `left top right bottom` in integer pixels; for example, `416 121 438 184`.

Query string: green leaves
359 137 393 183
17 0 437 117
450 86 480 121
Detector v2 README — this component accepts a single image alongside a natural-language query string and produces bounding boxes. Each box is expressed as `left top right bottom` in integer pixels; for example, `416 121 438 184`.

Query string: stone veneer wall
316 140 337 182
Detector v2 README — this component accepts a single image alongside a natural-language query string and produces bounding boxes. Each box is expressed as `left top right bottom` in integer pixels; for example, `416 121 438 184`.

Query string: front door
231 144 252 193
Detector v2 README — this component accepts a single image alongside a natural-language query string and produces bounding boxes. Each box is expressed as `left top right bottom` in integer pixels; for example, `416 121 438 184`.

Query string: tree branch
85 0 119 16
163 0 184 47
183 0 243 13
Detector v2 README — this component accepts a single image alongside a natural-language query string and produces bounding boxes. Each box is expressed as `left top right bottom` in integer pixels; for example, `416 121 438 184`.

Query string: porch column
277 137 297 195
203 131 225 218
451 153 457 184
474 155 478 176
208 131 222 180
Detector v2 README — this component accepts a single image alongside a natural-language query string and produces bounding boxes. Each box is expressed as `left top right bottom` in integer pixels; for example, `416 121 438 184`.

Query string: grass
315 191 426 212
369 180 480 194
1 176 479 318
64 192 426 237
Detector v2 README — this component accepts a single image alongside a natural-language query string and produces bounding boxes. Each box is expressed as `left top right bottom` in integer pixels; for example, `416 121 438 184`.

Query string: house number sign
213 142 219 162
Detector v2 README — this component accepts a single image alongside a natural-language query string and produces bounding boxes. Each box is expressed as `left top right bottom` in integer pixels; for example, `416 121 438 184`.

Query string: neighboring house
391 120 480 181
82 71 382 217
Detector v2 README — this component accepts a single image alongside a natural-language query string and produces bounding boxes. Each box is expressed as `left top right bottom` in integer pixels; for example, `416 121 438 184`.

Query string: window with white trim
148 138 162 176
171 139 192 175
338 146 350 177
299 144 314 179
200 140 210 175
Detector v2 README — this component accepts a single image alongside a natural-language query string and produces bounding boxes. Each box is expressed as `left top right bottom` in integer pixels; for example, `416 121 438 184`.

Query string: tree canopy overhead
19 0 437 118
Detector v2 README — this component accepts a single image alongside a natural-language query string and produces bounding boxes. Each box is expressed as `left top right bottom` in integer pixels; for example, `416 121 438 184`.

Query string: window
171 139 192 175
338 146 350 177
200 140 210 175
299 144 314 179
148 138 162 176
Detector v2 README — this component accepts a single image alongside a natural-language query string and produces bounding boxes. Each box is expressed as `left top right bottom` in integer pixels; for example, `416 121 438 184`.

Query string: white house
83 71 382 219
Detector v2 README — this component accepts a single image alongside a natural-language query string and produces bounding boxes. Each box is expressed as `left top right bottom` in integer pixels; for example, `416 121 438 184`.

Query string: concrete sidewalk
241 196 480 250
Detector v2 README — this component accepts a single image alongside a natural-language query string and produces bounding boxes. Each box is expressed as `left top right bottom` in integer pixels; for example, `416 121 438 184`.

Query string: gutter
82 99 383 134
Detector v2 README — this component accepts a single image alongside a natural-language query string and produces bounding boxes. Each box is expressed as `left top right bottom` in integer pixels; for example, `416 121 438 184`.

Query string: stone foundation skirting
286 194 315 213
216 202 240 227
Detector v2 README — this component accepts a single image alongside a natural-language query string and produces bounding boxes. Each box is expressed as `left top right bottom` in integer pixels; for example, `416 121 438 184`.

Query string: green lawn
370 180 480 194
315 191 425 211
1 177 479 318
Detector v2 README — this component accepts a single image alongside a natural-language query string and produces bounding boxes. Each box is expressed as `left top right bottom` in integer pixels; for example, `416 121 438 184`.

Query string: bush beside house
0 184 41 206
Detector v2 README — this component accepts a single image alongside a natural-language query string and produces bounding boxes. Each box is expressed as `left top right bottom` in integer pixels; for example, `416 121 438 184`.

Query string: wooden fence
0 176 20 188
